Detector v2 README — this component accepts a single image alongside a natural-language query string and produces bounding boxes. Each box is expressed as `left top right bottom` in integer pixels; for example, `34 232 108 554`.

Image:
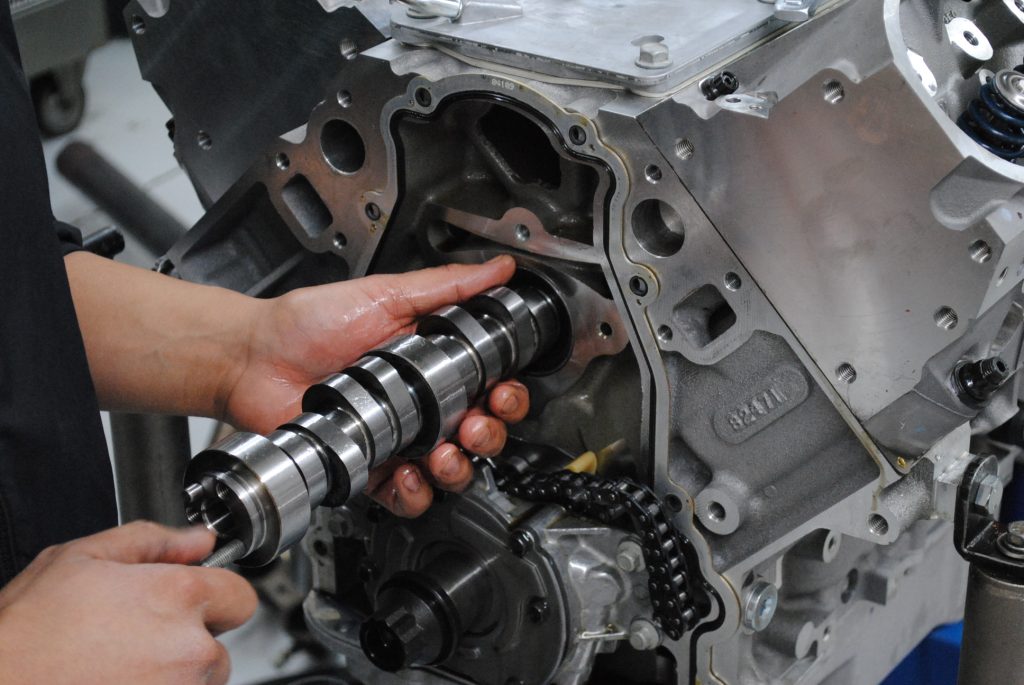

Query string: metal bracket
955 455 1024 582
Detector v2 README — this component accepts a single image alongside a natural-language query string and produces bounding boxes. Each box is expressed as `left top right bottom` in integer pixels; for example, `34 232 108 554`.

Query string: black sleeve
55 219 84 255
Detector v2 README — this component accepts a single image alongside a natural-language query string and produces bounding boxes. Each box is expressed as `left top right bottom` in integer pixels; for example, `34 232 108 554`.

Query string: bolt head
616 539 646 573
509 529 534 557
635 41 671 69
1007 521 1024 548
973 473 1004 519
628 619 661 650
743 580 778 632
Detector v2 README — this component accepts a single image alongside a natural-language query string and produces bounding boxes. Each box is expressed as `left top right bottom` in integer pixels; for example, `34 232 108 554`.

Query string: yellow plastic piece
566 451 598 474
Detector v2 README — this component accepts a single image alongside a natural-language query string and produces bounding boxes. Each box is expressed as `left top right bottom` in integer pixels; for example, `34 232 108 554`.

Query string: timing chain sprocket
480 456 714 640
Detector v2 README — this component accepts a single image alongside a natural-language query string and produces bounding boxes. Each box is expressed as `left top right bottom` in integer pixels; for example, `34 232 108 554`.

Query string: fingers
359 255 516 323
187 568 259 635
424 443 475 492
71 521 216 565
197 638 232 685
487 380 529 423
457 409 507 457
368 462 434 518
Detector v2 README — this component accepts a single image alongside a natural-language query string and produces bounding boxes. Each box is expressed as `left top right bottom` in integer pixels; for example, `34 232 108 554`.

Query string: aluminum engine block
127 0 1024 682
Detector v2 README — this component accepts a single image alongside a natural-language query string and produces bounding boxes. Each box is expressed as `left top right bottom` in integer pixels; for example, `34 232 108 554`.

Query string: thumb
358 255 516 323
71 521 216 565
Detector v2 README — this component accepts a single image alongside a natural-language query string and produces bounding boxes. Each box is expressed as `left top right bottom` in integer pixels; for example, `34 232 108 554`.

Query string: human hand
222 256 530 517
0 522 257 685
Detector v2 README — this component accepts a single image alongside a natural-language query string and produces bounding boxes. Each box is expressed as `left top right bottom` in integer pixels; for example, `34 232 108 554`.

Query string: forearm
64 251 264 419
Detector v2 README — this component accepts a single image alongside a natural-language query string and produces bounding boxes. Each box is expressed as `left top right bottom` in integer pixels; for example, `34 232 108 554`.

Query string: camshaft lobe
184 283 560 566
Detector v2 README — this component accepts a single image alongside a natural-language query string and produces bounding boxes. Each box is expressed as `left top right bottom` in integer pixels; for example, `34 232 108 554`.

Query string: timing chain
482 458 712 640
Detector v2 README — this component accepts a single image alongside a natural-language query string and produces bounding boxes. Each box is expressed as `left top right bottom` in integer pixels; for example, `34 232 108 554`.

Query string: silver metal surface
183 283 560 566
129 0 1024 681
389 0 780 95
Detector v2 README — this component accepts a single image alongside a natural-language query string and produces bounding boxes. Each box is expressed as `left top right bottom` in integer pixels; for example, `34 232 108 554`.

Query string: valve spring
958 67 1024 161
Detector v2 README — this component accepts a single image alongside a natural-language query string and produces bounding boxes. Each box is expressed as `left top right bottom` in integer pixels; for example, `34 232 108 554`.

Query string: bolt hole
414 87 433 107
629 275 649 297
934 306 959 331
707 501 726 522
568 125 587 145
836 362 857 384
645 164 663 183
675 138 695 160
822 80 845 104
964 30 979 46
598 322 613 338
657 325 673 343
665 494 683 513
969 239 992 263
312 540 329 557
725 96 741 103
631 199 685 257
724 272 742 291
823 627 832 642
868 514 889 536
274 153 290 171
337 90 353 108
999 267 1008 285
365 203 382 221
196 131 213 150
130 15 146 35
333 232 347 249
514 224 531 242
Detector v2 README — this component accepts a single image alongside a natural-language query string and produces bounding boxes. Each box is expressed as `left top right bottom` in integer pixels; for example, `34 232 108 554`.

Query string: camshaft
184 280 563 566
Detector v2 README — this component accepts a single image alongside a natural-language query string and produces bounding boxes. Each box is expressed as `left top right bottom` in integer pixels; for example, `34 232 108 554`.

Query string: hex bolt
617 539 646 573
509 529 535 557
527 597 551 624
628 618 661 651
973 472 1004 519
742 579 778 632
635 41 671 70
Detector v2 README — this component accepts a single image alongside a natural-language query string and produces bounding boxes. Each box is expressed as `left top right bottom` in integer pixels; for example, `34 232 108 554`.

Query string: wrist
210 293 269 424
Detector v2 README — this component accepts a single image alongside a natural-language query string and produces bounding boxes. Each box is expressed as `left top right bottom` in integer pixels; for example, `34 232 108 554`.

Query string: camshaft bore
184 278 564 566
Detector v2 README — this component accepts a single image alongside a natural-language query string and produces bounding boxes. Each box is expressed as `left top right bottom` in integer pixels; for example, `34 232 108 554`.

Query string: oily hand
223 256 530 517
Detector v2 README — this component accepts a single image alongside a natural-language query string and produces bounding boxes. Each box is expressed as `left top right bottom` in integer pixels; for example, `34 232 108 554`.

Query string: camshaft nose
183 274 568 566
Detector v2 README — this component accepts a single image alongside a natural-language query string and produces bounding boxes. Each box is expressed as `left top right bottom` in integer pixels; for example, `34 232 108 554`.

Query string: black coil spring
958 68 1024 161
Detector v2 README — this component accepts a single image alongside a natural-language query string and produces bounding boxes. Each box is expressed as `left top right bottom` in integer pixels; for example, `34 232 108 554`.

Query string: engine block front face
129 0 1024 683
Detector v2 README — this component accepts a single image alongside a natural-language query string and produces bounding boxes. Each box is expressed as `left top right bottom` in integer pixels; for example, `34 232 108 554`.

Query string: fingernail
441 447 462 478
501 392 520 415
473 423 495 449
402 468 421 493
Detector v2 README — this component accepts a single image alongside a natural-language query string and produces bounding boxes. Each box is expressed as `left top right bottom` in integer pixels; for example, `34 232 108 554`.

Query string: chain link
482 457 712 640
